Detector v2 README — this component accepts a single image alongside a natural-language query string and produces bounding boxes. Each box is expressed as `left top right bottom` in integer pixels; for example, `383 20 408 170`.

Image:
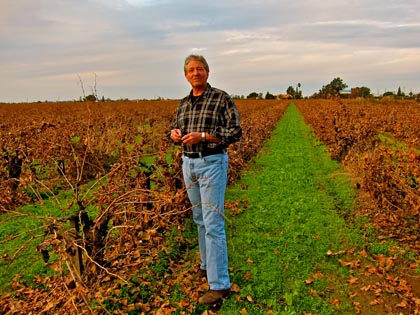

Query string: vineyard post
68 213 84 276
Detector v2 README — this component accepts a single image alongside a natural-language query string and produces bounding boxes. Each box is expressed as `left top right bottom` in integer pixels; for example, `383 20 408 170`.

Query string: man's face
185 60 209 89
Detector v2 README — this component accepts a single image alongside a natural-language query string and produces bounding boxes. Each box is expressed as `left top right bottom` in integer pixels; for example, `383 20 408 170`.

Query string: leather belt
183 149 225 158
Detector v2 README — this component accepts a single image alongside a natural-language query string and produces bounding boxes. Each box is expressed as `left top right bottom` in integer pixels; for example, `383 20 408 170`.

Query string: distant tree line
310 78 417 99
230 77 419 101
232 82 304 100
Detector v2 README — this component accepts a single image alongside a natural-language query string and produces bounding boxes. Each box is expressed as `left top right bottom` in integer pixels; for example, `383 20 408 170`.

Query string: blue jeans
182 153 230 290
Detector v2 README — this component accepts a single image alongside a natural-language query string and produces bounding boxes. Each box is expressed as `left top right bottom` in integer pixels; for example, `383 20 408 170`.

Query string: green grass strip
222 103 363 314
0 189 96 292
0 202 61 292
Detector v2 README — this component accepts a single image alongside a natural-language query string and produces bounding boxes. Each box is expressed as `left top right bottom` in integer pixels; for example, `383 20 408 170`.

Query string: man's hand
181 132 202 145
171 130 221 145
170 129 183 143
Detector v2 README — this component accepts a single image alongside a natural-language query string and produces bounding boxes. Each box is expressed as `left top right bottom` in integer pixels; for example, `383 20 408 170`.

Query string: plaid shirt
171 84 242 153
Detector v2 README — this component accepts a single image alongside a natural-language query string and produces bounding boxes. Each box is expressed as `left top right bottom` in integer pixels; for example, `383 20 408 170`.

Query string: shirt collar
189 83 211 99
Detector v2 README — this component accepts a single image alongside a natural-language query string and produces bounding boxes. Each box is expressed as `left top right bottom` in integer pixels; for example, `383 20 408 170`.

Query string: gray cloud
1 0 419 102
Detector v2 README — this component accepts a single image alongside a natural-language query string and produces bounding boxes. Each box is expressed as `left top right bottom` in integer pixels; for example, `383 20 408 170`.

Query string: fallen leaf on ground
348 276 358 284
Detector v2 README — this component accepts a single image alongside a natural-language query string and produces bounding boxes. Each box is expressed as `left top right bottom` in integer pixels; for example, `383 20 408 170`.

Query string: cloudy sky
1 0 419 102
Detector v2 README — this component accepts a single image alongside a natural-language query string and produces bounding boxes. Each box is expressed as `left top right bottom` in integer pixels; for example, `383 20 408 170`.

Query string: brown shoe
198 289 231 305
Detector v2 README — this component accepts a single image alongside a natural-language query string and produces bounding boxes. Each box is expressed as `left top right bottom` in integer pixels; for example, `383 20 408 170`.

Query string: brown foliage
0 99 288 314
296 98 420 314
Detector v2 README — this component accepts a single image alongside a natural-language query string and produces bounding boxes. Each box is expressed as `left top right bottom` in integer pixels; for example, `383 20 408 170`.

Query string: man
169 54 242 305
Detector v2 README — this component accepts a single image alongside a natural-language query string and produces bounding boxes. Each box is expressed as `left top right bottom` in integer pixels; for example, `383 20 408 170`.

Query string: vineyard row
296 98 420 254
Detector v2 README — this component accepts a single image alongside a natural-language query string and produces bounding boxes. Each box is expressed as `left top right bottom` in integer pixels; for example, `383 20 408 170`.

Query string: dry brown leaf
365 265 377 274
409 262 418 269
374 288 382 296
359 249 368 257
396 299 409 309
310 289 318 296
136 303 151 312
338 259 361 268
313 272 323 279
244 271 252 280
329 298 340 307
353 301 361 314
231 283 241 293
397 279 411 293
369 299 383 305
304 277 314 285
246 296 254 303
348 276 358 285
